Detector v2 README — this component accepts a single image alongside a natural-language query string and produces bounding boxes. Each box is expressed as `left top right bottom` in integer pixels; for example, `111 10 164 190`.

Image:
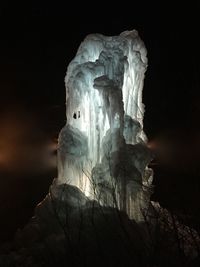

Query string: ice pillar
57 30 153 221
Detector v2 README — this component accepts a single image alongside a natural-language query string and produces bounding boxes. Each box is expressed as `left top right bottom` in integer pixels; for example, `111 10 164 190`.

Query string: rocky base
0 183 200 267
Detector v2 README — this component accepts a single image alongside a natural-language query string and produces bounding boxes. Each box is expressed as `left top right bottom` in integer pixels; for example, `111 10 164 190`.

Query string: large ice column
57 30 153 221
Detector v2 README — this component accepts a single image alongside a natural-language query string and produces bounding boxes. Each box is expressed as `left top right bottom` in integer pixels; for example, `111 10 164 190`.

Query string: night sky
0 2 200 242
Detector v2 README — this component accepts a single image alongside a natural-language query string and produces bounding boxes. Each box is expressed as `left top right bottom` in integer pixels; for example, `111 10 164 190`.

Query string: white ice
56 30 153 222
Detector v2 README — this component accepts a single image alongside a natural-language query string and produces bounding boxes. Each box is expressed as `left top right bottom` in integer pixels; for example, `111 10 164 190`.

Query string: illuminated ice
56 30 153 221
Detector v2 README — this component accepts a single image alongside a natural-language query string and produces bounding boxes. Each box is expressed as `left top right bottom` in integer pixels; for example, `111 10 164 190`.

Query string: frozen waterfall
56 30 153 222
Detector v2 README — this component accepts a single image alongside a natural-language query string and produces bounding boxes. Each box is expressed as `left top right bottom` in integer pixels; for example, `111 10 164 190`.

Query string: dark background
0 1 200 242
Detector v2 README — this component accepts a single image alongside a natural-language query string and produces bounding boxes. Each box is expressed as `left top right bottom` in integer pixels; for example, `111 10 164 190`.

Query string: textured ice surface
57 30 153 221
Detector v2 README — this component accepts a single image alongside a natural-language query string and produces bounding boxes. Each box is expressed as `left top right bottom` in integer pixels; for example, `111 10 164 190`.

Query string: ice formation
56 30 153 222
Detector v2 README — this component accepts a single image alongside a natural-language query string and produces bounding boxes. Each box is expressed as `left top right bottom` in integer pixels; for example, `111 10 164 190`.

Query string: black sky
0 1 200 241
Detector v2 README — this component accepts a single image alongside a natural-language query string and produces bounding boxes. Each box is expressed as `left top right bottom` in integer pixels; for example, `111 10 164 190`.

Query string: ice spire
56 30 153 221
